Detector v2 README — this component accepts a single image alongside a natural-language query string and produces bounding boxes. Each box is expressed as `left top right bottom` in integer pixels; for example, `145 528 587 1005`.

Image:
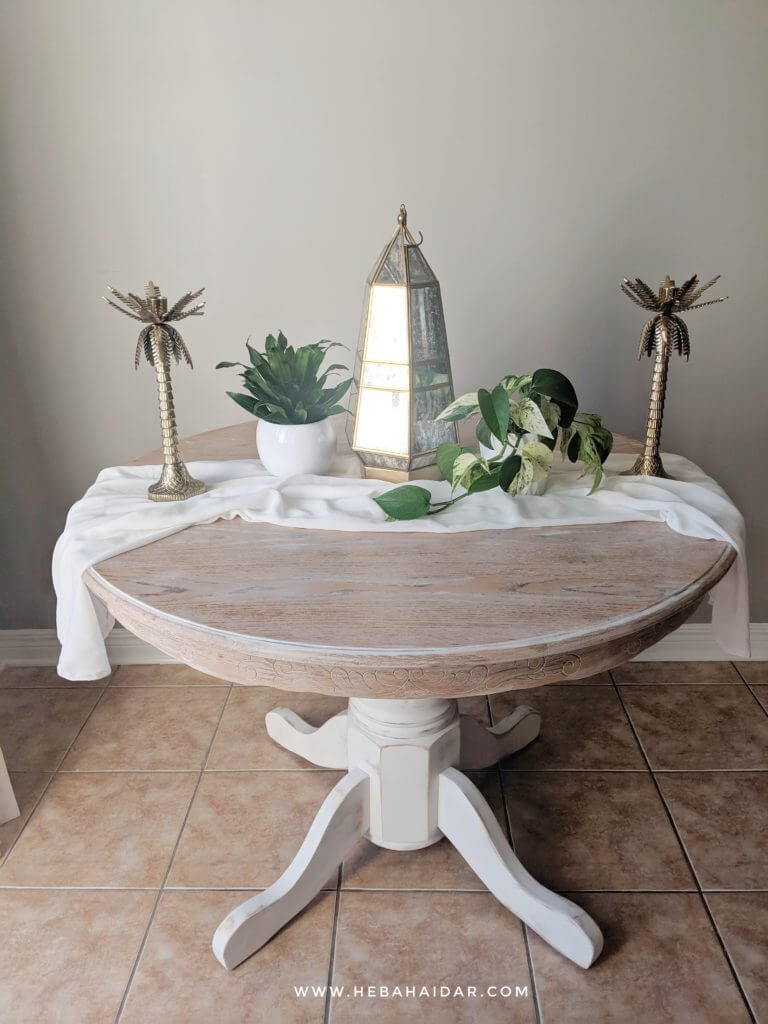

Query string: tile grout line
701 890 759 1024
733 663 768 720
113 682 233 1024
322 867 343 1024
489 693 542 1024
0 673 114 868
611 668 756 1022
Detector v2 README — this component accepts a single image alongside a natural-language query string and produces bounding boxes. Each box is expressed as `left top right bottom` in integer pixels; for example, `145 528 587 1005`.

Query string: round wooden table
85 421 735 972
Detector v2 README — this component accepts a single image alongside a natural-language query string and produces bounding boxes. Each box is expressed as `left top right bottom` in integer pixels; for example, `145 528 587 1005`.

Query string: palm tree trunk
626 320 671 478
152 327 181 469
146 326 206 501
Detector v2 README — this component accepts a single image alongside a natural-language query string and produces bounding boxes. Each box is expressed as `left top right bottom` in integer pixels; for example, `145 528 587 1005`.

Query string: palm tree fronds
172 303 206 321
632 278 659 307
107 282 203 370
143 330 156 367
624 272 725 371
622 282 654 309
637 316 657 358
166 287 205 320
105 296 145 322
685 274 721 306
675 275 699 306
135 325 154 368
164 325 194 368
686 295 728 311
107 287 148 315
676 316 690 359
128 293 156 320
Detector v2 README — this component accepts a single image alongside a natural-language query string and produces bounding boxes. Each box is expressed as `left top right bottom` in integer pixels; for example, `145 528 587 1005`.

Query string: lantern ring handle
405 231 424 248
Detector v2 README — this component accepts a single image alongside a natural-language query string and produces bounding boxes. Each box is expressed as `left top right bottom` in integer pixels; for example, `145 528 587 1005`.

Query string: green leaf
258 402 291 424
436 442 461 481
510 397 553 438
521 440 554 481
541 433 557 451
468 467 501 493
246 341 266 367
243 365 288 402
374 485 432 521
501 374 533 395
226 391 259 417
507 458 534 495
499 453 522 492
567 433 581 462
595 428 613 461
587 464 605 495
492 383 510 440
538 395 562 432
317 362 348 388
437 391 479 422
579 430 600 463
531 369 578 426
452 452 481 490
216 361 245 369
478 388 504 444
475 418 494 450
575 412 602 428
320 377 353 410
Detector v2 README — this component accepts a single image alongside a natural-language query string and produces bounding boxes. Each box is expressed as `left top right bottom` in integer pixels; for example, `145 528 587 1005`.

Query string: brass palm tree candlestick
105 281 208 500
621 273 727 478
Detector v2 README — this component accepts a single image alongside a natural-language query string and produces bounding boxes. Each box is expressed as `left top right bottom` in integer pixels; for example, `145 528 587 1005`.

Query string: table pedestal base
212 697 603 971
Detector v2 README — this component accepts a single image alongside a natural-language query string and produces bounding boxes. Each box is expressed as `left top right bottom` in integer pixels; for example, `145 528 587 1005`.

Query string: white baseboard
0 624 766 669
0 628 175 668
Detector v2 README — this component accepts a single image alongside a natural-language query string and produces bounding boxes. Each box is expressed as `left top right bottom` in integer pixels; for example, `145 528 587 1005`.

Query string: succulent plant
217 332 352 425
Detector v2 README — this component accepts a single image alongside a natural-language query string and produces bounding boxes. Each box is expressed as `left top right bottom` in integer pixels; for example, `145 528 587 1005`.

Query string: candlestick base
621 452 671 479
148 461 207 501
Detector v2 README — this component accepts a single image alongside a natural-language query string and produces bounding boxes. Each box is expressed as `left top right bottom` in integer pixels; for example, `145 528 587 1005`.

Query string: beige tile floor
0 661 766 1023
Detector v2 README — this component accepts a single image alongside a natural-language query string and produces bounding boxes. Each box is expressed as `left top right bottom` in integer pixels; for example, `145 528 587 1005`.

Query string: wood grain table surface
85 418 735 697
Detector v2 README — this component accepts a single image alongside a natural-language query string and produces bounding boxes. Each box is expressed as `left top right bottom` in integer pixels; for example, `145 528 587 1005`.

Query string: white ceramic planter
480 432 547 495
257 418 336 477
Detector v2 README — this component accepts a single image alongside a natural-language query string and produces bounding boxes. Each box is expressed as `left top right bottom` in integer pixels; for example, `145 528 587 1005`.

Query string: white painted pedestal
212 697 603 971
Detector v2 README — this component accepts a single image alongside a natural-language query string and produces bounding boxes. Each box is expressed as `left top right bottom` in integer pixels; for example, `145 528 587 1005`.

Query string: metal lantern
347 205 458 481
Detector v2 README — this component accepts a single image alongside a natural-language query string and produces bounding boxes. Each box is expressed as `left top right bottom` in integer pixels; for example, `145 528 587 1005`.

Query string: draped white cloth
53 450 749 680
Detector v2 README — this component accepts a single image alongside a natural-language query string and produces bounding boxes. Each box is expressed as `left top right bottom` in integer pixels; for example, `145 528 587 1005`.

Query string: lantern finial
397 204 407 227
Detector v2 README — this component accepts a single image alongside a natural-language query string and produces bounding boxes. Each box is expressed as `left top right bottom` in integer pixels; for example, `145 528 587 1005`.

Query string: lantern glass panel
377 239 406 284
412 385 456 454
353 387 409 456
406 245 434 284
409 285 448 362
363 285 409 363
361 362 409 389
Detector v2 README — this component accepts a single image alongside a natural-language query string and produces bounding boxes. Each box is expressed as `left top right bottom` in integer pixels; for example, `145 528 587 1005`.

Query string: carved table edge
84 544 735 697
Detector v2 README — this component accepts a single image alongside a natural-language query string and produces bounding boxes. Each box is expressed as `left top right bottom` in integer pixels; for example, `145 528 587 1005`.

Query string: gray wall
1 0 766 627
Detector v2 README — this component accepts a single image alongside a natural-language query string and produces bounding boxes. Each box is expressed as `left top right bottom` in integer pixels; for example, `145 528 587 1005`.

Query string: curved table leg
438 767 603 969
264 708 348 768
0 747 20 825
213 768 369 970
459 706 540 769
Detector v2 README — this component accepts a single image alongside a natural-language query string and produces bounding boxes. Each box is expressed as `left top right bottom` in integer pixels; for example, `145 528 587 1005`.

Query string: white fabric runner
53 450 749 680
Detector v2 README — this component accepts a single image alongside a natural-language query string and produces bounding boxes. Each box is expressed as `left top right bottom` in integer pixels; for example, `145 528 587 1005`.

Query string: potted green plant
374 368 613 520
217 332 352 476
